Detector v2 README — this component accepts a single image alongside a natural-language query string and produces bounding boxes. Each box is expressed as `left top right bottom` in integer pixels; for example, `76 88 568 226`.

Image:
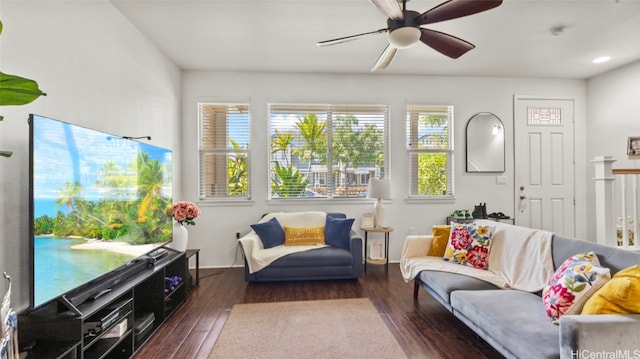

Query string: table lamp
367 177 391 227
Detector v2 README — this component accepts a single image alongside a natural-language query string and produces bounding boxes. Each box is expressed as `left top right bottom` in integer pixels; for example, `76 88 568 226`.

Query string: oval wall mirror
466 112 505 173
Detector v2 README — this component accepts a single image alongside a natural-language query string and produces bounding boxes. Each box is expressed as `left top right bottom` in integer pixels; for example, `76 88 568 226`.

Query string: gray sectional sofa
411 224 640 359
240 212 363 282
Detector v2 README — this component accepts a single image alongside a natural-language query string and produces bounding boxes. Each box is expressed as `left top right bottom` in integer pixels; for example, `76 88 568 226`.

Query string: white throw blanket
240 211 329 274
401 220 555 292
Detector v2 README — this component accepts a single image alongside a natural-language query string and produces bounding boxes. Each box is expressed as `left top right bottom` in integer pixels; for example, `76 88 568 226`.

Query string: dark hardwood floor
134 264 504 359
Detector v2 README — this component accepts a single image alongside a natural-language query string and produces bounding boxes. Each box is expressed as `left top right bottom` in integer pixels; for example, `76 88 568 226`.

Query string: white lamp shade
368 178 391 200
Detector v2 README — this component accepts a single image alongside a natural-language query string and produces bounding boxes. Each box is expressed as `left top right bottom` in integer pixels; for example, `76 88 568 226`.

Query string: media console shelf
19 249 187 359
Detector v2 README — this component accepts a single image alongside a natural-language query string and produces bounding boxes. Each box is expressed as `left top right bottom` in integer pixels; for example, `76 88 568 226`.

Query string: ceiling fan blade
419 28 475 59
369 0 404 20
416 0 503 25
371 45 398 71
317 28 388 47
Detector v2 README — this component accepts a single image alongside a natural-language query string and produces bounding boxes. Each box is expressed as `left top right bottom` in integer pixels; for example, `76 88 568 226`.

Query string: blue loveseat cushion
268 247 353 268
251 217 285 249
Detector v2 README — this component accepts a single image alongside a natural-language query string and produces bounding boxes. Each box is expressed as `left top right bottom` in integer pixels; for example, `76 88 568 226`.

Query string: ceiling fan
317 0 503 71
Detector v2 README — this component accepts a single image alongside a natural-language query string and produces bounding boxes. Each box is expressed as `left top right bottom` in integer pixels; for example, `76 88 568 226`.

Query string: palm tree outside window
268 103 389 199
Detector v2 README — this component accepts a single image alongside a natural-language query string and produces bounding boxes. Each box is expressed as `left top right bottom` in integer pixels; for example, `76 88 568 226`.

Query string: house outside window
198 102 250 200
406 105 454 197
268 103 388 199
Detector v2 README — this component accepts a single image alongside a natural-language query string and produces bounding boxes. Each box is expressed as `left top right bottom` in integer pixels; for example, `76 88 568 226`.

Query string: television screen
29 114 173 309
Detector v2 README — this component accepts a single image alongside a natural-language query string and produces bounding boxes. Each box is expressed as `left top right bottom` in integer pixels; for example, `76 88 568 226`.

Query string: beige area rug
208 298 408 359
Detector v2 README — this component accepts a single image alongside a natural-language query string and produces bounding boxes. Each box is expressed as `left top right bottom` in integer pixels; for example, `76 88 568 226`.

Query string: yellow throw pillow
283 226 325 246
582 265 640 315
427 225 451 257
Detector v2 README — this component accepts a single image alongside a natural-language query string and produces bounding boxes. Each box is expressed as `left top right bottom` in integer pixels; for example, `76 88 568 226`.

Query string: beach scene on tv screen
32 116 173 307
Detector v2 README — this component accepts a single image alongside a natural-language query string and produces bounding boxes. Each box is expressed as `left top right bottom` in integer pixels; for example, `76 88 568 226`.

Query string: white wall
182 71 588 269
586 60 640 237
0 1 181 310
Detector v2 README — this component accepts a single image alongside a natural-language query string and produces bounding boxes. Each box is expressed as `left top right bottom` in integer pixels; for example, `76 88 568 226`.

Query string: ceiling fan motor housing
387 10 421 49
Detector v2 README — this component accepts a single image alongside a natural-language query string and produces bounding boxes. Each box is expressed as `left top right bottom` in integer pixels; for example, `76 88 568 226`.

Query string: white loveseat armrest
400 235 434 282
238 231 262 272
401 235 434 260
559 314 640 359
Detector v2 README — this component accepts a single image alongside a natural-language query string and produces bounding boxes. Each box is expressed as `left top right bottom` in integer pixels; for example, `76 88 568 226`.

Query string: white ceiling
110 0 640 79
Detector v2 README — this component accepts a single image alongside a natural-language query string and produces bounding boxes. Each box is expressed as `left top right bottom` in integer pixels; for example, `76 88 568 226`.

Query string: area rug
208 298 408 358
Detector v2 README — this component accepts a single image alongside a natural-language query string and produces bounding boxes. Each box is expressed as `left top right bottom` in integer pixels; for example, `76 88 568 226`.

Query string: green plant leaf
0 151 13 158
0 71 47 106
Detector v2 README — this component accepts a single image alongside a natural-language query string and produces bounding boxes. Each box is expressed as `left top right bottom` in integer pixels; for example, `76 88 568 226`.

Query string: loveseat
402 220 640 359
239 211 363 282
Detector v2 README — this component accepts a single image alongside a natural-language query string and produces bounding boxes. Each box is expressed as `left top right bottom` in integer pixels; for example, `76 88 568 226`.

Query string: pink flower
450 228 473 250
543 283 575 320
172 201 200 226
467 246 489 269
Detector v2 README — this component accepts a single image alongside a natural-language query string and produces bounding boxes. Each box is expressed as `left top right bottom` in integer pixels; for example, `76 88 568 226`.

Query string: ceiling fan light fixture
388 27 421 49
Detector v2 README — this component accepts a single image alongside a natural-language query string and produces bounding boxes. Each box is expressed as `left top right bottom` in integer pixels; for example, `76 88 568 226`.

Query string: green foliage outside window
332 115 383 196
271 162 309 197
270 108 384 198
227 140 248 196
417 153 447 195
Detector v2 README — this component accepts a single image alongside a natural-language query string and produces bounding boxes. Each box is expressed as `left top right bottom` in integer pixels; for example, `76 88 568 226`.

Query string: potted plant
0 20 47 157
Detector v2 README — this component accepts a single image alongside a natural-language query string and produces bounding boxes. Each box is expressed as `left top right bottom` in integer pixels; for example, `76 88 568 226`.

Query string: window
268 103 388 199
198 102 250 200
406 105 454 197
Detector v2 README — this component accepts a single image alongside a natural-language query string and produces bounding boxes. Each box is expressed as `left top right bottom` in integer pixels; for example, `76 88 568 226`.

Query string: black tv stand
88 288 112 301
19 250 187 359
57 295 83 317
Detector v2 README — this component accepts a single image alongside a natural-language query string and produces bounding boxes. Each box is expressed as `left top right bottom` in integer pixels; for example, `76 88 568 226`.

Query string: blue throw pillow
251 217 285 249
324 216 355 250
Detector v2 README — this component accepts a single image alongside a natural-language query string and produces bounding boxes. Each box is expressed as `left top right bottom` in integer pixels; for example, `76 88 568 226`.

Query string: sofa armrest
349 230 363 277
559 314 640 359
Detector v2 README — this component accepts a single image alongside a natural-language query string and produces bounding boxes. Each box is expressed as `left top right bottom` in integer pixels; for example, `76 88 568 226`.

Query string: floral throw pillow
542 252 611 323
442 222 494 270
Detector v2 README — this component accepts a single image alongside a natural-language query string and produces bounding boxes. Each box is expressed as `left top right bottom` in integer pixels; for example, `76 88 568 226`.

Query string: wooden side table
360 226 393 274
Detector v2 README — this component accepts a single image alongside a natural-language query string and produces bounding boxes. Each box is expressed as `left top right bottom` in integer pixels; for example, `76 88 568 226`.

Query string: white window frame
198 102 251 201
406 104 454 199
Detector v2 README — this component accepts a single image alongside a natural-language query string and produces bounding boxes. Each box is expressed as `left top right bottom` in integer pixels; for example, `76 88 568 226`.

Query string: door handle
519 186 528 212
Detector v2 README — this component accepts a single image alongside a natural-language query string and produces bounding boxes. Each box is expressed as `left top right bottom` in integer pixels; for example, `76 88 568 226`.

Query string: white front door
514 96 575 236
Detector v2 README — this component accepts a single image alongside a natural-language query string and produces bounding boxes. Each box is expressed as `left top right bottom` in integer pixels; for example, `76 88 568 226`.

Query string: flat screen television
28 114 173 311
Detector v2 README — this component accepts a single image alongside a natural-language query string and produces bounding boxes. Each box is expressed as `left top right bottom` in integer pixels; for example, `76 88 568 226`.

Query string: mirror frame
465 112 505 173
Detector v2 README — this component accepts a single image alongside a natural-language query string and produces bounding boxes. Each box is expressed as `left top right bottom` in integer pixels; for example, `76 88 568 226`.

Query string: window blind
268 103 388 199
198 103 250 200
406 105 454 197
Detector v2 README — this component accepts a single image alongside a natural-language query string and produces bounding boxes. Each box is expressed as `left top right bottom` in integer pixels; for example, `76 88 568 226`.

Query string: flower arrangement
172 201 201 226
